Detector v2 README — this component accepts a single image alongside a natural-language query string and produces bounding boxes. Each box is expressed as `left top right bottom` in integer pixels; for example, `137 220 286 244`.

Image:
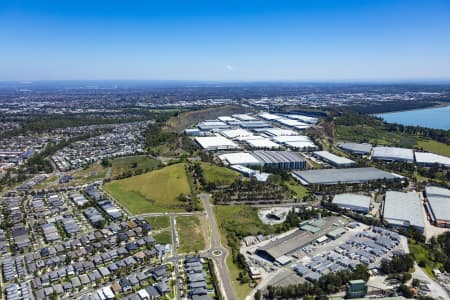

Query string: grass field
285 179 308 200
111 156 161 177
176 216 206 253
153 231 172 245
72 164 107 182
103 163 191 214
145 216 171 230
215 205 273 299
416 139 450 157
200 162 240 186
336 125 418 148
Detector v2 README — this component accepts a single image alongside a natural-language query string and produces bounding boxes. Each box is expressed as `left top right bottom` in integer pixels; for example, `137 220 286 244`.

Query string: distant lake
376 105 450 130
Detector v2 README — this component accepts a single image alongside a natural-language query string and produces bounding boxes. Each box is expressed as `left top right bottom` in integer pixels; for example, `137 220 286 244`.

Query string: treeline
266 265 369 299
336 111 449 144
212 176 289 204
308 179 407 195
381 254 414 274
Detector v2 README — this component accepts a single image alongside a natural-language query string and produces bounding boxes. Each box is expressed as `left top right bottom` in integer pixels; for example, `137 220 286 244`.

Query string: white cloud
225 64 234 71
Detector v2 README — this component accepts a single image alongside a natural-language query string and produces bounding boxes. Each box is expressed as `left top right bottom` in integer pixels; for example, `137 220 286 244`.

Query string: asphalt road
170 215 182 300
200 193 237 300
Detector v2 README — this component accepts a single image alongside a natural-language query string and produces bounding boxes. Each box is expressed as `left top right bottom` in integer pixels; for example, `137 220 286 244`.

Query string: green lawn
111 156 161 177
200 162 240 186
176 216 206 253
72 164 107 182
416 139 450 157
285 179 308 200
145 216 171 230
103 163 191 214
153 231 172 244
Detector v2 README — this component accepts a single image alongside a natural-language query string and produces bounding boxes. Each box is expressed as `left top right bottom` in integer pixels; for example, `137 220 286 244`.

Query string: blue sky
1 0 450 81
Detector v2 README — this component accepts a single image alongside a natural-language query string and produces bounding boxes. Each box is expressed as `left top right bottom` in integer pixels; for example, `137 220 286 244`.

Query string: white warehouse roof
232 114 257 121
272 135 311 143
263 128 298 136
195 136 239 150
415 152 450 167
220 128 253 139
332 193 371 213
285 114 318 124
372 146 415 162
383 191 424 230
313 151 356 166
245 138 281 149
285 141 318 150
258 112 282 120
218 152 263 166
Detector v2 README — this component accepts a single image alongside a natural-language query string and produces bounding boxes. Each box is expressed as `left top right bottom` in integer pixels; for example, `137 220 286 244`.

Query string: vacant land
167 105 253 132
103 163 191 214
285 179 308 200
336 125 418 148
200 162 241 186
145 216 171 230
215 205 273 299
416 139 450 157
111 156 161 178
153 231 172 245
176 216 206 253
72 164 107 182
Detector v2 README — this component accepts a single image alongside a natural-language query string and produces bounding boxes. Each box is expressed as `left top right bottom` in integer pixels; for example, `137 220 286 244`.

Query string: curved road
200 193 237 300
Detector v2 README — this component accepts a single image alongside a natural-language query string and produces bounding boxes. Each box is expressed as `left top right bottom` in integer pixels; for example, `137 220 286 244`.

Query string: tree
101 157 111 167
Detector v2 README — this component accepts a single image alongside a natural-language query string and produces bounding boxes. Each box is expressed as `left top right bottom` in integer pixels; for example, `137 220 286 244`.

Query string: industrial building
196 120 229 131
263 128 298 137
218 152 263 166
229 165 270 182
382 191 424 232
251 150 306 169
245 138 280 149
286 114 318 124
415 152 450 168
332 193 372 214
292 167 403 185
372 146 415 163
194 136 239 151
424 186 450 227
313 151 356 167
337 142 372 155
232 114 257 121
219 128 253 139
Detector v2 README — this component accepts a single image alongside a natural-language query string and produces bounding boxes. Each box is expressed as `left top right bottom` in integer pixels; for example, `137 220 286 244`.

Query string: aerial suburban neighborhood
2 1 450 300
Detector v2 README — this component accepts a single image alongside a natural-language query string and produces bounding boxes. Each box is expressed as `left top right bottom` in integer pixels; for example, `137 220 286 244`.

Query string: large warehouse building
194 136 240 151
219 151 306 169
251 150 306 169
332 193 372 214
313 151 356 167
372 146 415 163
292 167 403 185
382 191 424 232
337 142 372 155
424 186 450 227
218 152 263 166
415 152 450 168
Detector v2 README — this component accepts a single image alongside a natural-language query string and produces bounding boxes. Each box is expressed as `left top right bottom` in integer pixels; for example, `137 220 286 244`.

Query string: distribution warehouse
337 142 372 155
219 151 306 169
332 193 372 214
424 186 450 227
313 151 356 167
382 191 424 232
292 167 402 185
415 152 450 168
372 146 415 163
194 136 239 150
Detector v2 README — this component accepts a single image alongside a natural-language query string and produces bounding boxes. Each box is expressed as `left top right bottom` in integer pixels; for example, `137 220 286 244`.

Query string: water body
376 105 450 130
